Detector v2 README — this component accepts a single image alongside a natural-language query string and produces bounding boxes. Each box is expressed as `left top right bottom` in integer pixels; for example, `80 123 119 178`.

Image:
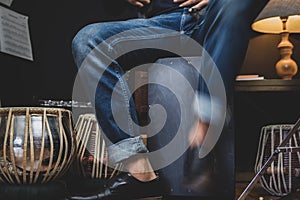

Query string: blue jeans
72 0 267 164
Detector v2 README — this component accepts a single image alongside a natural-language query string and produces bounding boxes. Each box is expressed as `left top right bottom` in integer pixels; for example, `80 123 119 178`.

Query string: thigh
101 8 203 70
191 0 268 90
73 10 186 69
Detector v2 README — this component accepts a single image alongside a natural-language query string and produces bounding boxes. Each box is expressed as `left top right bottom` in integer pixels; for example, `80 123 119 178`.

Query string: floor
234 171 300 200
155 172 285 200
0 171 296 200
235 172 281 200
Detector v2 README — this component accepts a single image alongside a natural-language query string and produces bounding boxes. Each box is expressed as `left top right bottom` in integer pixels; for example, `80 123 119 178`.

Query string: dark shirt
143 0 180 17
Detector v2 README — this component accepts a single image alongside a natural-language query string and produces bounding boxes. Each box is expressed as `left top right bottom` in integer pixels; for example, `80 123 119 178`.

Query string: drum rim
0 107 72 115
261 124 295 129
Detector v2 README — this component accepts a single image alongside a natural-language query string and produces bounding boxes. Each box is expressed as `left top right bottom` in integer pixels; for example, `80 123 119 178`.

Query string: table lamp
252 0 300 80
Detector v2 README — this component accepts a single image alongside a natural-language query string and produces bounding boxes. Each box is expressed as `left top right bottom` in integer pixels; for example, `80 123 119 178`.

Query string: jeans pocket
180 7 206 36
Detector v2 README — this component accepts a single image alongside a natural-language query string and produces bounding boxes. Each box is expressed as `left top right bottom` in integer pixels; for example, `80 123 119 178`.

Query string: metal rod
238 118 300 200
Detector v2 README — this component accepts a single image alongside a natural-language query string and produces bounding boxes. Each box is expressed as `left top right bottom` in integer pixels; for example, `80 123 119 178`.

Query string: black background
0 0 137 105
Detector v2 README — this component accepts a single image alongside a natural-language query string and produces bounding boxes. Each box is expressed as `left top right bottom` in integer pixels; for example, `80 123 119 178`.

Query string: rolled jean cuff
193 92 225 126
107 136 148 164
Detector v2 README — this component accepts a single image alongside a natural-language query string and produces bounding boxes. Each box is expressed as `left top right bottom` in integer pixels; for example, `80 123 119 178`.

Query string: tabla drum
0 107 76 184
255 124 300 196
73 114 122 179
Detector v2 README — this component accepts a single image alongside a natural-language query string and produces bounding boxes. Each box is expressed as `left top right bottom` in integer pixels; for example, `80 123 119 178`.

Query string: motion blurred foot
189 120 209 148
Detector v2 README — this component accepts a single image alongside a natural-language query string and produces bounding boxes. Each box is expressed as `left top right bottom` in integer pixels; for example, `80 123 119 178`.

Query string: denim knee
71 24 107 67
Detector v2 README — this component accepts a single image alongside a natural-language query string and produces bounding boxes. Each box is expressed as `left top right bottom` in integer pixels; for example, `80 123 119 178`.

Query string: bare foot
123 154 157 182
189 120 209 148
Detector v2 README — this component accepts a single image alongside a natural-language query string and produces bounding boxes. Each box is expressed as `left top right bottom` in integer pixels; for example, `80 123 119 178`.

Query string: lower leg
188 0 269 147
123 155 158 181
189 120 209 148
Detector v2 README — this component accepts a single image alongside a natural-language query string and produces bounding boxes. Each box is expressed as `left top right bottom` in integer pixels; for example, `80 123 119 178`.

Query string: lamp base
276 59 298 80
275 32 298 80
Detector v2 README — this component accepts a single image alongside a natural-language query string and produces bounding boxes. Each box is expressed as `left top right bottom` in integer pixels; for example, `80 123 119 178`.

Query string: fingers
174 0 197 6
173 0 209 11
126 0 150 7
127 0 142 7
173 0 186 2
190 0 209 11
138 0 151 4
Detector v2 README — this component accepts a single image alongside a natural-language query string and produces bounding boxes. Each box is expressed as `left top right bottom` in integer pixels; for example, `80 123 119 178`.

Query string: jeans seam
115 69 135 136
108 31 181 50
180 13 187 34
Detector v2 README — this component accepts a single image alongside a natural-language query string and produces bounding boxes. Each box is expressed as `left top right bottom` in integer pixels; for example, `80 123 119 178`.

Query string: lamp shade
252 0 300 34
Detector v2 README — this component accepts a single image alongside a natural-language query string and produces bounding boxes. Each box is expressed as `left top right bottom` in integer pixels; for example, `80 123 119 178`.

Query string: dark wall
0 0 137 106
241 33 300 79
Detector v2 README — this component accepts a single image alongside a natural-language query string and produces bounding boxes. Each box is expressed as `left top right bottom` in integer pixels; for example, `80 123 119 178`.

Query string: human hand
126 0 151 7
173 0 209 12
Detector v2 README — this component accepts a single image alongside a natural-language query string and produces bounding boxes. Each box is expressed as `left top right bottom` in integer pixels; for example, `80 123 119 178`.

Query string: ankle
123 155 157 182
130 171 158 182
